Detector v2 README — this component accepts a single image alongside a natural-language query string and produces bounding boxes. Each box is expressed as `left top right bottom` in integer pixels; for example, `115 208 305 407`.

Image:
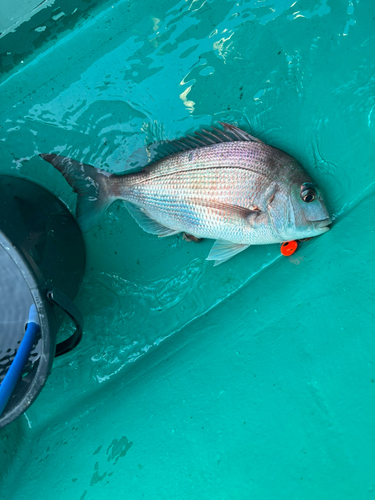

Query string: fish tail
40 154 117 232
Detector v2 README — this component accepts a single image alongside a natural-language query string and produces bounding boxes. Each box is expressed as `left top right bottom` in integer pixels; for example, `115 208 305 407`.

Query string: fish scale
122 146 275 241
128 142 292 183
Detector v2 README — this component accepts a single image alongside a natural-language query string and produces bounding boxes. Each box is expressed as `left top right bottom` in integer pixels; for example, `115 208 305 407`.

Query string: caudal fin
40 154 114 231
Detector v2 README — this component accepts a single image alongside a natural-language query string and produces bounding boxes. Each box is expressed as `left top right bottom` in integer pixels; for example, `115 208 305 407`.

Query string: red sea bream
40 123 331 265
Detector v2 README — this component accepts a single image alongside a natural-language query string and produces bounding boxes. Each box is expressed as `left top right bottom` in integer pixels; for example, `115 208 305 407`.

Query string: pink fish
40 122 331 265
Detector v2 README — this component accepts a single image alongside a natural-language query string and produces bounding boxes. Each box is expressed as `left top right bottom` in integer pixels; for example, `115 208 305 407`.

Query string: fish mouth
313 217 332 232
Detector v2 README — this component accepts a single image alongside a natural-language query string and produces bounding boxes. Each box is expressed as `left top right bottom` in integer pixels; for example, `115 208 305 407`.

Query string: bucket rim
0 230 53 428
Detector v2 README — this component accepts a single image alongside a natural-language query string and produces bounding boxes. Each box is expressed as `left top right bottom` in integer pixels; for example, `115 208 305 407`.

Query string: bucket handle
47 288 84 357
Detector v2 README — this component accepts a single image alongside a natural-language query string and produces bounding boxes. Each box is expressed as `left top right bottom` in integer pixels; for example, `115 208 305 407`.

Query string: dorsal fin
218 122 263 143
123 122 263 172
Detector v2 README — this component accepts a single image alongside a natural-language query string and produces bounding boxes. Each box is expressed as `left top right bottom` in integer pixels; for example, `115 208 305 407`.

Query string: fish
40 122 331 266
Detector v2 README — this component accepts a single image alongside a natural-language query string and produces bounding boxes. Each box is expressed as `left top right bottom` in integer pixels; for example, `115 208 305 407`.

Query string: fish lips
312 217 332 233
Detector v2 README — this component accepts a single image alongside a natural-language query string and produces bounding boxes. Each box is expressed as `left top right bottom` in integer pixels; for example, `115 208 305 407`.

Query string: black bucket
0 175 86 429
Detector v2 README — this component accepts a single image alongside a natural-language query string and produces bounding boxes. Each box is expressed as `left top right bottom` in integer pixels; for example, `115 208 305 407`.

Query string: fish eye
300 187 316 203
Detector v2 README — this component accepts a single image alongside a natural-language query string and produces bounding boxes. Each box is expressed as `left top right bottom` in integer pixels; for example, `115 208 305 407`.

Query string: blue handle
0 305 40 416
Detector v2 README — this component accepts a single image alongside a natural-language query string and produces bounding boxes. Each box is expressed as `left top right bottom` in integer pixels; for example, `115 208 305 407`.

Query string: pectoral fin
201 200 260 218
206 240 250 266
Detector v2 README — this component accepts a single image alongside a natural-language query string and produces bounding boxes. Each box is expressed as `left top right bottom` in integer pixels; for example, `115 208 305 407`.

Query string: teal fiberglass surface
0 0 375 498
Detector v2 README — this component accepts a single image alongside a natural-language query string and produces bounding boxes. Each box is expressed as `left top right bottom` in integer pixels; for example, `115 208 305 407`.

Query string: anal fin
124 202 180 237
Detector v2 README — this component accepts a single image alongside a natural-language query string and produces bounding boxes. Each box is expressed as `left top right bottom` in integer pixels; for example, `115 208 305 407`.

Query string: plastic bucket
0 175 86 428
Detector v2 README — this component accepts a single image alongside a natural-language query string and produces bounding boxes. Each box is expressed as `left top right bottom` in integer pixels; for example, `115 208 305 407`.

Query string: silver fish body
40 123 331 265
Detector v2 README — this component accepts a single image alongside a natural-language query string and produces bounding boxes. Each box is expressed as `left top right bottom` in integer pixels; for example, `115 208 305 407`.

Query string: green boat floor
0 0 374 498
